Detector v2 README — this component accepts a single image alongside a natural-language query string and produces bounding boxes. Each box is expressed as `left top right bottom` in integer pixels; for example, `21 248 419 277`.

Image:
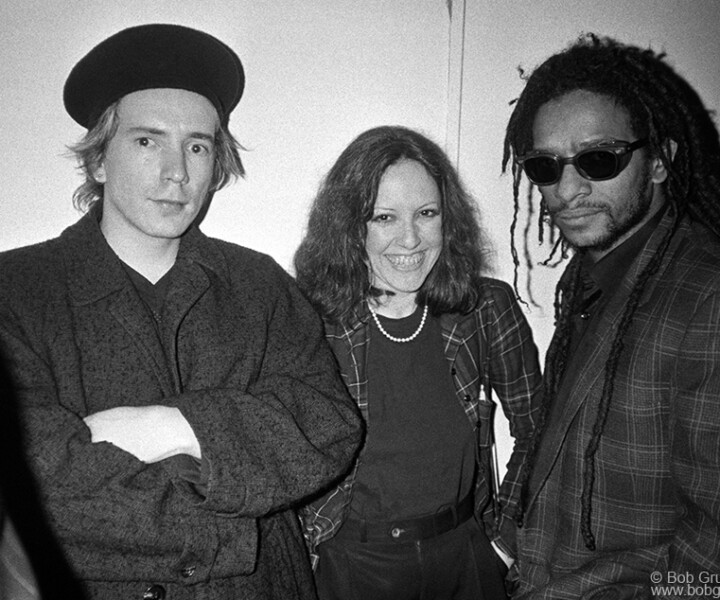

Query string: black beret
63 23 244 128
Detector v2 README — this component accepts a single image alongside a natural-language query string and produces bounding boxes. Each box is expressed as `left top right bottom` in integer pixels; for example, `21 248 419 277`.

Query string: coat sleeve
483 281 542 556
668 290 720 575
170 261 363 516
0 308 189 583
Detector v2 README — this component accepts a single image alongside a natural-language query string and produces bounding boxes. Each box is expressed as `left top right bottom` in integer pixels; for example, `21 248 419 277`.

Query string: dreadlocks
503 33 720 549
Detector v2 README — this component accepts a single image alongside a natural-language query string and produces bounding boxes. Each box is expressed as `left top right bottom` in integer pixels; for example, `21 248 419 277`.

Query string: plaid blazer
515 211 720 600
301 278 541 567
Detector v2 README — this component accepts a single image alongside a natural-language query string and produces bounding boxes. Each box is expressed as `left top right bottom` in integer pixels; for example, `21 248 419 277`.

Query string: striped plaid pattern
515 213 720 599
300 278 541 567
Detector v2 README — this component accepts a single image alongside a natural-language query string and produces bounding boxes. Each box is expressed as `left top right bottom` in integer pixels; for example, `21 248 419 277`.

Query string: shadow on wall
0 351 86 600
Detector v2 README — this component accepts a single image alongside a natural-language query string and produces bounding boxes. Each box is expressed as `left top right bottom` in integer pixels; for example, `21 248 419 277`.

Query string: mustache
547 202 609 216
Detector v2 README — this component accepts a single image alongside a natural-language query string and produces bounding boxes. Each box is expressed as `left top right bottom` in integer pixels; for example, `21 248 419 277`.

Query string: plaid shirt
300 278 541 567
516 211 720 600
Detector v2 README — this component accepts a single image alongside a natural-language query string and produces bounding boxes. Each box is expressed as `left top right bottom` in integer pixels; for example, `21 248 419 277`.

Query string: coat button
181 565 196 578
143 584 166 600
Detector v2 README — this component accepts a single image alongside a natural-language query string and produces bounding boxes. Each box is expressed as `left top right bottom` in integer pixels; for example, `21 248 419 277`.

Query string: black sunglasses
516 139 649 186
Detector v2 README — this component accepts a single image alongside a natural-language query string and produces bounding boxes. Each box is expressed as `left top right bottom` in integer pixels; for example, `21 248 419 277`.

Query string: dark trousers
314 517 508 600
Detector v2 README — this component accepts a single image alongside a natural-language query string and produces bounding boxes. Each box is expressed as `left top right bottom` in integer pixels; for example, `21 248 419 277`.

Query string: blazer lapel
526 286 627 510
526 208 681 511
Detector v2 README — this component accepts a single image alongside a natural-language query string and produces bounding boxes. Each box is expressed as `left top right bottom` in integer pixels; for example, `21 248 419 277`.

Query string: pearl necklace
369 303 428 343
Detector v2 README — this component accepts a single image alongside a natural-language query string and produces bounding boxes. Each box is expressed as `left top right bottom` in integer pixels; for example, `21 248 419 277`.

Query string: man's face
95 88 218 252
531 89 666 261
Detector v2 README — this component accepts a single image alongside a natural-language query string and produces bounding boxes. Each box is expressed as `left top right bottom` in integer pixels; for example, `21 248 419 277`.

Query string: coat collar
60 202 233 395
63 201 230 306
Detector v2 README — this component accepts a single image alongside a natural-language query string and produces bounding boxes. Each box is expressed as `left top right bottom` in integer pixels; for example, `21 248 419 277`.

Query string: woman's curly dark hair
294 125 492 325
503 33 720 549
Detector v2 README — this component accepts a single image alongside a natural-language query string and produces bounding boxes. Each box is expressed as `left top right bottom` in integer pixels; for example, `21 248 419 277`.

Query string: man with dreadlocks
502 33 720 599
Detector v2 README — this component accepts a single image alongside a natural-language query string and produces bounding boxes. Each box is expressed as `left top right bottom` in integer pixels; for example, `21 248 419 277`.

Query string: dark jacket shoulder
476 276 519 311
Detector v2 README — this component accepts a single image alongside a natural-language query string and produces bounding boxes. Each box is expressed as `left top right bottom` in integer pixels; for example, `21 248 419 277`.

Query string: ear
93 162 107 184
650 139 678 184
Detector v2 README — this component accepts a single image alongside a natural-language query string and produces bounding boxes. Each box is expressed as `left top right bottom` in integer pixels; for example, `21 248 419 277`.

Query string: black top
350 305 476 520
569 208 666 356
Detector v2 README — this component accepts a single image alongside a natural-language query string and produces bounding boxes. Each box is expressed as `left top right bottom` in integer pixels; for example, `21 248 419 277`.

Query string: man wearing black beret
0 23 362 600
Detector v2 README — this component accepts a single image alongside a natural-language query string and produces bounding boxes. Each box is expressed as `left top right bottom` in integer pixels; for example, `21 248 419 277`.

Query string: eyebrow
372 202 440 212
125 126 216 142
533 137 625 154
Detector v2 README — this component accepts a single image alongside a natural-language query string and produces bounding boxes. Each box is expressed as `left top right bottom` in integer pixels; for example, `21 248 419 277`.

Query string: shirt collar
582 205 667 296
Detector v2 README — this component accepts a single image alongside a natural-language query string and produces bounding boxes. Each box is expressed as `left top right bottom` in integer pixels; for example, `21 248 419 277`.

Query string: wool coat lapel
63 208 177 400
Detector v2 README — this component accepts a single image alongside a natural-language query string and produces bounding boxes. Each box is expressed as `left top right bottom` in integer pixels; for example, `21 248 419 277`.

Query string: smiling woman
294 125 542 600
365 159 443 318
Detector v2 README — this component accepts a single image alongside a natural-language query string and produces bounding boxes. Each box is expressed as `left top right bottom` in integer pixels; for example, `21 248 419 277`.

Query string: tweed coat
0 207 363 599
514 210 720 600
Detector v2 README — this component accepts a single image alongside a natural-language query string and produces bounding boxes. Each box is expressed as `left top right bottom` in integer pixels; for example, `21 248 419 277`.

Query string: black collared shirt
569 208 666 356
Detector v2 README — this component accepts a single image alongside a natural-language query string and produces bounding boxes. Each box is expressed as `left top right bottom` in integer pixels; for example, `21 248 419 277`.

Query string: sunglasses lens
520 142 641 185
522 155 560 185
576 149 619 180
